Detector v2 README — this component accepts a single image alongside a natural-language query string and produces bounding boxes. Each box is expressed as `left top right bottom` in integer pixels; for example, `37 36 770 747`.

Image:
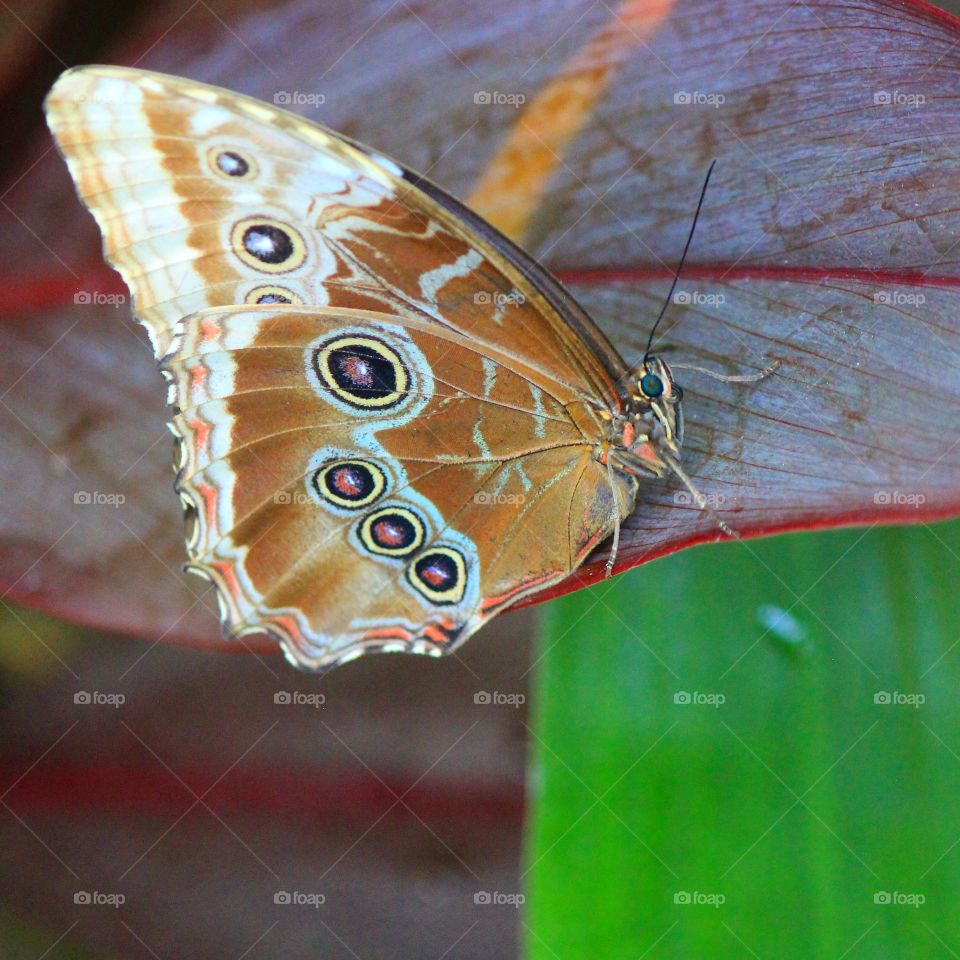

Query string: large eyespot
639 372 664 399
245 284 304 305
230 217 307 273
313 459 386 510
312 335 409 409
359 507 425 557
207 147 257 180
407 547 467 605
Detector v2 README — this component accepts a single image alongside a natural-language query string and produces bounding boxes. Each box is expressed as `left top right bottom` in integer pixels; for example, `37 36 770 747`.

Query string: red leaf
2 0 959 641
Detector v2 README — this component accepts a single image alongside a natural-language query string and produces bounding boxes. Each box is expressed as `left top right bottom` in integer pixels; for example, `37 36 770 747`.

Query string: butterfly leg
604 457 622 577
610 448 736 539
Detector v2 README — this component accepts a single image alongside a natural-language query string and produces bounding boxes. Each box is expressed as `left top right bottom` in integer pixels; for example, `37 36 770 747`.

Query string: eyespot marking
313 459 386 510
231 217 307 273
245 284 303 305
407 547 467 605
207 147 257 180
312 335 409 410
359 507 425 557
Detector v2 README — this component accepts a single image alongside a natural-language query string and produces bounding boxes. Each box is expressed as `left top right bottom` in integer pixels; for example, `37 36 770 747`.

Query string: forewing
44 65 624 406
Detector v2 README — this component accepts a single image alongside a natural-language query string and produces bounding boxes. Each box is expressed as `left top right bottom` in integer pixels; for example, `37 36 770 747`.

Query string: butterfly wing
45 64 638 668
44 65 626 396
163 305 636 668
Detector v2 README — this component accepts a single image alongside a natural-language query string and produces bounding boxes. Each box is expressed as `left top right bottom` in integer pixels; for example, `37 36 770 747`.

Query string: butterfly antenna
643 159 717 363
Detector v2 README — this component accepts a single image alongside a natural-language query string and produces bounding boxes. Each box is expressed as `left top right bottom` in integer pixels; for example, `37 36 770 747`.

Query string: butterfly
45 65 769 671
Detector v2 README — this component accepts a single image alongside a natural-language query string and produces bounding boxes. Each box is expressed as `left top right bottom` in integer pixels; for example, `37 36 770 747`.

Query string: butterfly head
612 355 684 478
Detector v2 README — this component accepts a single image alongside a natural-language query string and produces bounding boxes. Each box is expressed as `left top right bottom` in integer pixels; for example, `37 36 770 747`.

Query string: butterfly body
45 65 687 670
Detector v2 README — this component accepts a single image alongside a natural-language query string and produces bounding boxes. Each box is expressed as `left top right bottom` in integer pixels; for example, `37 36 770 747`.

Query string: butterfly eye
639 372 664 399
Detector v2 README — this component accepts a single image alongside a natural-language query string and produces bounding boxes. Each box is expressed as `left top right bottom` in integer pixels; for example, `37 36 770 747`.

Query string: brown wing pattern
162 306 636 668
45 65 637 668
45 65 624 404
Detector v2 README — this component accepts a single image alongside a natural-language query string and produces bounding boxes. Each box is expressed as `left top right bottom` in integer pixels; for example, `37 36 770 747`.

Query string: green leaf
525 521 960 959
